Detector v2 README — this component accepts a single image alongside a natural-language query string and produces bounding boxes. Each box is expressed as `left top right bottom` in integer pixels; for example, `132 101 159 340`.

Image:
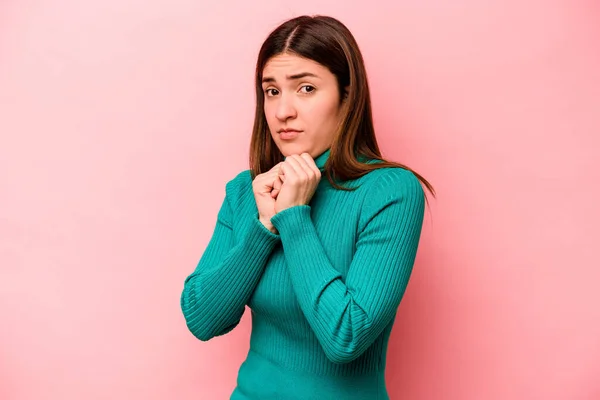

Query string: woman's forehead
262 54 329 80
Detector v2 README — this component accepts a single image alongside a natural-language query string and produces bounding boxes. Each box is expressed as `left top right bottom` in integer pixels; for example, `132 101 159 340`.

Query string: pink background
1 1 599 399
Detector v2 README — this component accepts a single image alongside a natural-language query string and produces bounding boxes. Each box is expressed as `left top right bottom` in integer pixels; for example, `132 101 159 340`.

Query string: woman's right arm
180 178 280 341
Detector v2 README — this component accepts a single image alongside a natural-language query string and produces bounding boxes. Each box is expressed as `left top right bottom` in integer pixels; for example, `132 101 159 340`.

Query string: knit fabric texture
181 148 425 399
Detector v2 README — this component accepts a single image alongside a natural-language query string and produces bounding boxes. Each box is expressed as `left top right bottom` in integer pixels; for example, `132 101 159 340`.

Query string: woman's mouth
280 130 301 140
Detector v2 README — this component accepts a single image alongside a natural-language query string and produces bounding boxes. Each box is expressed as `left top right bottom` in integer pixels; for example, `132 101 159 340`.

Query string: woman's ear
342 86 350 102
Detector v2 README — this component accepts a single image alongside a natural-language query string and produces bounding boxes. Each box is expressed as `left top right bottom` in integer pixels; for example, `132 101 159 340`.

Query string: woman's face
261 53 344 158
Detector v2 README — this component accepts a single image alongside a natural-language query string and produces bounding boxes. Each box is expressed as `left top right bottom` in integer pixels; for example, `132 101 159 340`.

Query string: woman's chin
279 144 311 157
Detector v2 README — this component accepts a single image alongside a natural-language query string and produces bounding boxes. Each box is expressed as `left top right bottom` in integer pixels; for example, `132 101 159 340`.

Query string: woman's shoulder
359 165 425 203
228 168 253 185
222 169 253 201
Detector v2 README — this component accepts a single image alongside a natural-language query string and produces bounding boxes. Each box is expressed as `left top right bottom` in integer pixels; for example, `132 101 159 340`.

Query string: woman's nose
275 94 297 121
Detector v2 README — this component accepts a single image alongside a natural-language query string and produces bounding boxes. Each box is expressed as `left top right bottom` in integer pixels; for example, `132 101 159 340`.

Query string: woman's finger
298 153 320 178
284 156 307 183
279 160 298 183
271 176 282 198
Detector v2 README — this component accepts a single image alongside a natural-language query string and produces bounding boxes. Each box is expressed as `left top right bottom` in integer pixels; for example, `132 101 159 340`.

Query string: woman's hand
252 162 284 233
275 153 321 214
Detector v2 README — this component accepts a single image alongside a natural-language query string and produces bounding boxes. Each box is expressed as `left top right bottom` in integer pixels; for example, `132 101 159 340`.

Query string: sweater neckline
313 148 331 171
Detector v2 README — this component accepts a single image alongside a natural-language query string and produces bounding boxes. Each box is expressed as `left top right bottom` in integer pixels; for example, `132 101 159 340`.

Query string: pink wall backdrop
1 1 599 399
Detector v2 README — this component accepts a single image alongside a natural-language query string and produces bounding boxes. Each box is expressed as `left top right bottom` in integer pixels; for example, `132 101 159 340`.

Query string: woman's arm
180 179 280 341
270 169 425 363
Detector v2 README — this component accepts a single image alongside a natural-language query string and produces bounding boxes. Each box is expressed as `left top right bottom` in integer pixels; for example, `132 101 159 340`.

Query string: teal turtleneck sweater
180 148 425 399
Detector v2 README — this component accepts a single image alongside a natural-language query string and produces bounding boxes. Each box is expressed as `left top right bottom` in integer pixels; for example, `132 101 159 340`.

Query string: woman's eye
265 88 279 96
300 85 315 94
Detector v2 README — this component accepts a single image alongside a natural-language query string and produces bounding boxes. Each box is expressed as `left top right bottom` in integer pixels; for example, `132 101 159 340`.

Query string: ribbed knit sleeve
180 177 281 341
269 169 425 364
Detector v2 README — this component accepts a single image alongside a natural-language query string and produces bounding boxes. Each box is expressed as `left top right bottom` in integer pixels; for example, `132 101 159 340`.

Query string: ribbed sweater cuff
232 215 281 270
270 205 313 242
248 213 281 245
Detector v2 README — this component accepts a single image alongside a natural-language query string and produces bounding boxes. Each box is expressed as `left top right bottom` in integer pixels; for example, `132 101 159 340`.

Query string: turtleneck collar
313 148 331 171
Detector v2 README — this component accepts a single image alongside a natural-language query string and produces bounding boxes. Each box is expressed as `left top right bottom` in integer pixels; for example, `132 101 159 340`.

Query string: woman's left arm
270 170 426 364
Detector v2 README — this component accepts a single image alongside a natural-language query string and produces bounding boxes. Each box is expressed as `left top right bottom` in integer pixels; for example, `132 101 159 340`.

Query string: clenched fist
252 162 284 233
274 153 321 214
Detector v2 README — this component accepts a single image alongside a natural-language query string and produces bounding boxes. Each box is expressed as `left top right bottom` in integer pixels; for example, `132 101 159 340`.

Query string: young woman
181 14 435 400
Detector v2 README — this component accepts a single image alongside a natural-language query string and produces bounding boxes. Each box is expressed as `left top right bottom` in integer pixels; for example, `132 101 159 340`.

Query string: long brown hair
249 15 435 200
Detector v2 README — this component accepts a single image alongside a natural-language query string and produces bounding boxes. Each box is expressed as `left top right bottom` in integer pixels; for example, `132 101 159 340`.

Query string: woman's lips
280 130 300 140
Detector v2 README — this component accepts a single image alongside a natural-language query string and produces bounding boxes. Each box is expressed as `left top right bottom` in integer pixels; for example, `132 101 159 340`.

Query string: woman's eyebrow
262 72 320 84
